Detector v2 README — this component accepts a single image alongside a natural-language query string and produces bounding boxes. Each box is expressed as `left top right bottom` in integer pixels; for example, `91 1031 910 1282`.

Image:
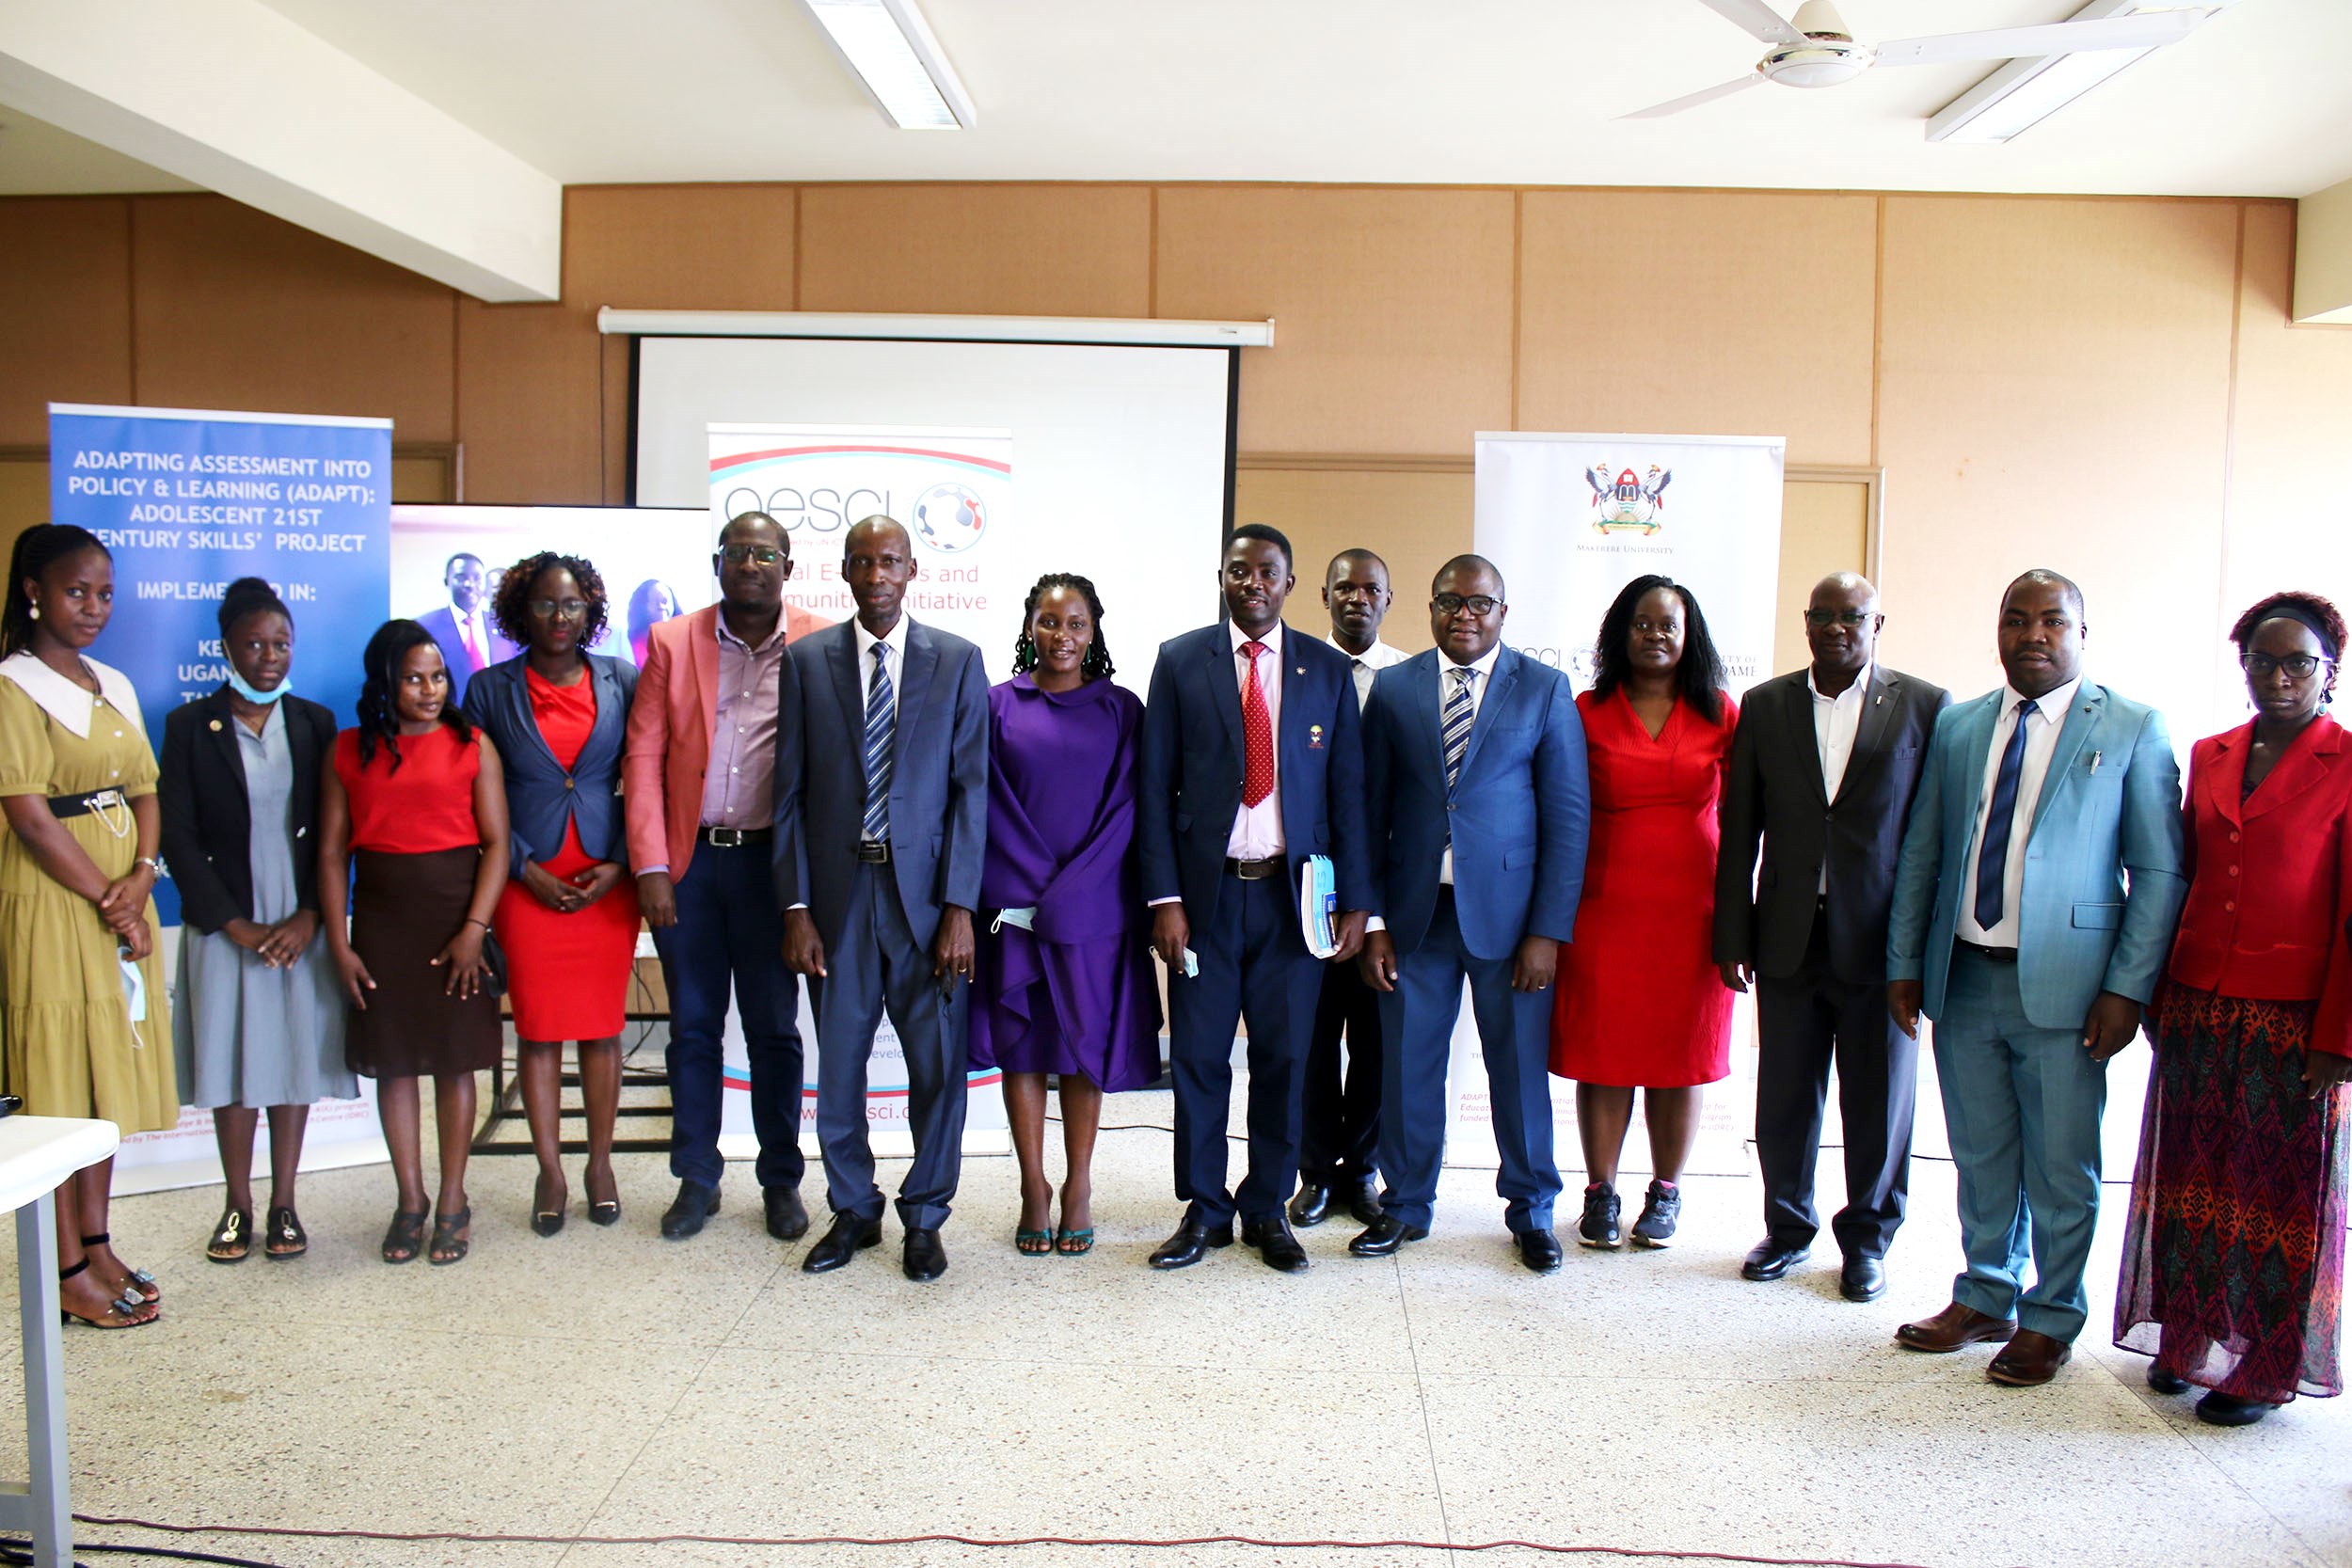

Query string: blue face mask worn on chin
226 667 291 705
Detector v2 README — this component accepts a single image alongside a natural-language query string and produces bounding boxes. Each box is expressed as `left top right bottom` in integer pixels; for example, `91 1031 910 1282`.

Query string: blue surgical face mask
226 667 291 705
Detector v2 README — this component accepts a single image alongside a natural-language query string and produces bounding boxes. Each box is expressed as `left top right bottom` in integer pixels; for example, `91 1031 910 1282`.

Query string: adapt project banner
48 402 393 1192
708 426 1012 1155
1470 432 1786 1178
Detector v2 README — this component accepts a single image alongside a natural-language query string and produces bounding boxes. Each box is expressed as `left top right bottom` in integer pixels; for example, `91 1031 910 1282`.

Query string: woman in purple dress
972 574 1161 1257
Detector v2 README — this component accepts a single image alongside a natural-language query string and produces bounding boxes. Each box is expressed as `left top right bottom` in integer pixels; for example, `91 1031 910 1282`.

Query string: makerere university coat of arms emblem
1586 463 1672 535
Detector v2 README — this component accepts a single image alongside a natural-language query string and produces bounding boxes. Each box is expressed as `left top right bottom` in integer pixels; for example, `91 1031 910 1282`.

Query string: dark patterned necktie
863 642 894 842
1443 666 1476 790
1974 697 2037 930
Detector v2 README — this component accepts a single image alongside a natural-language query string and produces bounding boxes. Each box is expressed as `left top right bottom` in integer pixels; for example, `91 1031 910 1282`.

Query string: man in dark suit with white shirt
1714 573 1948 1304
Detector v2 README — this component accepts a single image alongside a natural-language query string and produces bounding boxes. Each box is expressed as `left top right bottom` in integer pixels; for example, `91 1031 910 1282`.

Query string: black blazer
158 688 338 936
1713 663 1949 986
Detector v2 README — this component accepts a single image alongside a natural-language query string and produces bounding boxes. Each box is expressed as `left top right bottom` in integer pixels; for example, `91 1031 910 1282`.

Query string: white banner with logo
1464 432 1785 1179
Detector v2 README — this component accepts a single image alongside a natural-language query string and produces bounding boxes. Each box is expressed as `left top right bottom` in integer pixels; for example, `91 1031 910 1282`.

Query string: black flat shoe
1240 1212 1310 1274
1740 1239 1810 1281
1516 1227 1564 1273
803 1212 882 1274
1287 1180 1334 1227
764 1184 810 1243
660 1180 720 1241
262 1207 308 1260
2147 1366 2191 1396
1347 1214 1429 1257
1839 1255 1887 1303
2195 1391 2275 1426
1148 1209 1233 1270
205 1209 253 1265
902 1227 948 1282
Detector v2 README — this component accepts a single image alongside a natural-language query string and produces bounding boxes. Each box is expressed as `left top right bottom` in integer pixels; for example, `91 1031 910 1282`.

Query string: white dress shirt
1959 674 2083 949
1329 633 1409 713
852 613 911 708
1225 620 1286 860
1809 662 1871 895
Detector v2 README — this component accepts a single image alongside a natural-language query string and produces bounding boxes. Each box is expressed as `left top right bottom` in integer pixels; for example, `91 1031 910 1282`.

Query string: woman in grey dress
160 578 352 1262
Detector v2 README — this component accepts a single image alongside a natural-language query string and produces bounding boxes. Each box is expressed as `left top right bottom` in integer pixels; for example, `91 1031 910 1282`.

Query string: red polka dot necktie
1241 640 1274 808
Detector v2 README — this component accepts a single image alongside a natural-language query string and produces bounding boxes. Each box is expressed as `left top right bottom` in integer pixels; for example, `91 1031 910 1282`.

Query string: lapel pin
1309 723 1325 750
207 719 222 732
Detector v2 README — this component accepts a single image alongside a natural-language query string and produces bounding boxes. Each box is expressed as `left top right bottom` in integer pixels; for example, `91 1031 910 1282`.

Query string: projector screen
630 335 1237 683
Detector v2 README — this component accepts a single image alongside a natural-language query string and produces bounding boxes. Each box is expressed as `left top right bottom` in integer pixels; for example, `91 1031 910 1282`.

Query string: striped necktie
863 642 895 842
1443 666 1476 790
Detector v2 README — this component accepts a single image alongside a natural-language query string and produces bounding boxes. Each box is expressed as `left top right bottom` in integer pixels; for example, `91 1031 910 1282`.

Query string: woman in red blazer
2117 591 2352 1426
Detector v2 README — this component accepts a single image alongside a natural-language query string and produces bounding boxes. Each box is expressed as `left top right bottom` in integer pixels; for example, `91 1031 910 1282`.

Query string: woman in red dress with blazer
2117 591 2352 1426
1551 576 1739 1252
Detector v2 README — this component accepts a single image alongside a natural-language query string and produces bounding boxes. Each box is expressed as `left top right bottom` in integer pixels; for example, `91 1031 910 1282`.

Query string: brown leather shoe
1895 1301 2018 1354
1987 1329 2073 1386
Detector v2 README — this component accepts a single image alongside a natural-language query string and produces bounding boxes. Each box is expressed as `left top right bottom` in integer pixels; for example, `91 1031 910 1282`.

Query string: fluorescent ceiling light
1927 0 2236 144
800 0 975 131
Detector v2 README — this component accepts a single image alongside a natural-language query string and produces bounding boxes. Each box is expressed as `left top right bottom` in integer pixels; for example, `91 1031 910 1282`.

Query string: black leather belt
49 787 127 821
1956 939 2019 965
856 841 892 864
1225 856 1284 880
698 825 772 847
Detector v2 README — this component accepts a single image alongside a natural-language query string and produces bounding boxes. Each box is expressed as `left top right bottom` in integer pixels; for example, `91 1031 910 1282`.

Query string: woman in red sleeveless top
320 621 509 1266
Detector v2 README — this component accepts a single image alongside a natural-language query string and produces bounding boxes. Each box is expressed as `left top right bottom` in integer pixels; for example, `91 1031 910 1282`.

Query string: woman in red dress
463 554 641 1237
1551 575 1738 1251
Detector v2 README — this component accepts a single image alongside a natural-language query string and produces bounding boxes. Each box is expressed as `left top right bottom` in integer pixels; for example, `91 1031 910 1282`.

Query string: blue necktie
1973 697 2038 932
862 642 894 842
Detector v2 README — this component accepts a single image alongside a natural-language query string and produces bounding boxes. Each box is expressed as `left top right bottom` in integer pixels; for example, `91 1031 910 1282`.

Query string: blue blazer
1136 623 1369 928
1363 647 1590 961
1886 681 2187 1029
462 653 638 879
774 618 990 951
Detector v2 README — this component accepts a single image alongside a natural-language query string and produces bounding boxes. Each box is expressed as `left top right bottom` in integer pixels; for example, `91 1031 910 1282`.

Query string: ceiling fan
1623 0 2209 119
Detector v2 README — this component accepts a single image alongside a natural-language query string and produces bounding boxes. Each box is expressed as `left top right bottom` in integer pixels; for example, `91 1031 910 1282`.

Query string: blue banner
48 403 392 925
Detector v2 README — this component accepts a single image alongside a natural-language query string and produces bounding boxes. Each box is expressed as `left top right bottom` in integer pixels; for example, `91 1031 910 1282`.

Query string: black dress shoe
763 1185 810 1243
1343 1178 1384 1227
1288 1180 1334 1227
1516 1227 1564 1273
659 1180 721 1241
2147 1366 2191 1396
1241 1212 1310 1274
1347 1214 1429 1257
1148 1211 1233 1270
1740 1239 1811 1281
801 1212 882 1274
1839 1254 1887 1303
901 1227 947 1282
2195 1391 2275 1426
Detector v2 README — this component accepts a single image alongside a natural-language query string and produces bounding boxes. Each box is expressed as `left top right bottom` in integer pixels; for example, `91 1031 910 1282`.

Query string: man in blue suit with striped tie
1349 556 1590 1272
1885 570 2185 1386
777 515 990 1284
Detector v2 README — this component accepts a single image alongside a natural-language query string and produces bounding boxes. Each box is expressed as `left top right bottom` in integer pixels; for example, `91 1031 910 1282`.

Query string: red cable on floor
72 1514 1937 1568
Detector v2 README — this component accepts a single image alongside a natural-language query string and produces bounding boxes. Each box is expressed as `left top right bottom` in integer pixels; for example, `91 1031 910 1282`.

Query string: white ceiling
6 0 2351 199
0 110 193 194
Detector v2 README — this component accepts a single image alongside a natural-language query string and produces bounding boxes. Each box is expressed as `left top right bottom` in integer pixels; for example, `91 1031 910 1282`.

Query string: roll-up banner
48 402 393 1192
1469 432 1786 1178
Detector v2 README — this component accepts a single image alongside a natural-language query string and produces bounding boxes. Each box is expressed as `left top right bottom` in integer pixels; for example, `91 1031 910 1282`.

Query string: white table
0 1116 120 1568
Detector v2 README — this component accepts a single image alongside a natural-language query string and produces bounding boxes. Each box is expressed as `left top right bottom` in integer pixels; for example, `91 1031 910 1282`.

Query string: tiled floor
1 1080 2345 1568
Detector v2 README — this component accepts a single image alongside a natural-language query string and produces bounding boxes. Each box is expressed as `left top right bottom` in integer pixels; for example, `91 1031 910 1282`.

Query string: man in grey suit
1715 573 1947 1305
778 515 990 1284
1885 570 2185 1386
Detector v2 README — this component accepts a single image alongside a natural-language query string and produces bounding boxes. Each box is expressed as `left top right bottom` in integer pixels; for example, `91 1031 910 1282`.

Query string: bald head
845 515 912 558
1804 570 1882 692
843 514 917 635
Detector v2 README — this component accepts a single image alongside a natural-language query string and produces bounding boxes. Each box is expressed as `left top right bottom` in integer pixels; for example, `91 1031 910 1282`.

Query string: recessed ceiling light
799 0 976 132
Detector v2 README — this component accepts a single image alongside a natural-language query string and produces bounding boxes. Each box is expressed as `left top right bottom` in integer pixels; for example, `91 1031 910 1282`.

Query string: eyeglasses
1432 594 1500 617
2241 652 2330 679
1804 609 1872 628
719 545 785 565
529 598 589 620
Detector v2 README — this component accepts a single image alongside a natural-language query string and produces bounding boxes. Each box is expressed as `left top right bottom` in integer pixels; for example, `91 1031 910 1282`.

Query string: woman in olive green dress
0 524 177 1329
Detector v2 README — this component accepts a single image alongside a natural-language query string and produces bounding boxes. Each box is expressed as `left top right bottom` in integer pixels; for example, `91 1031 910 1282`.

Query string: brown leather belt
1224 856 1284 880
1956 939 2019 965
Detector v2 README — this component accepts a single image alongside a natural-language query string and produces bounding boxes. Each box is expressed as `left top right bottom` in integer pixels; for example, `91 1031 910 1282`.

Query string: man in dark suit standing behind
1139 524 1370 1275
778 515 989 1284
1715 572 1948 1304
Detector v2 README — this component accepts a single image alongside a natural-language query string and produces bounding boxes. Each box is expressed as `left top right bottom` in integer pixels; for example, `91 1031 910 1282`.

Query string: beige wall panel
1518 191 1876 467
564 185 796 311
601 334 632 504
132 196 455 440
0 456 50 561
1773 480 1871 679
801 185 1150 318
1232 468 1473 654
456 302 602 505
0 199 132 446
2224 201 2352 629
1875 197 2237 725
1157 189 1515 456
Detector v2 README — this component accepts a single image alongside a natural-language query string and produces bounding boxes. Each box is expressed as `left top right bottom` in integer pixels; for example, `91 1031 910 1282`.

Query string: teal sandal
1015 1227 1055 1257
1054 1227 1096 1257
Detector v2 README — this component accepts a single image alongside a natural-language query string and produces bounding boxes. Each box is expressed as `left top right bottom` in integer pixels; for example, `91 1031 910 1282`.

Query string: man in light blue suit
1350 556 1589 1272
777 516 990 1285
1885 570 2185 1386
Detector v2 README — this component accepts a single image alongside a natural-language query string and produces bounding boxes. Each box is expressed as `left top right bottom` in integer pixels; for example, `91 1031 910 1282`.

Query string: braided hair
216 575 291 639
353 618 470 771
3 524 110 657
1010 572 1115 680
1588 574 1728 726
490 551 609 653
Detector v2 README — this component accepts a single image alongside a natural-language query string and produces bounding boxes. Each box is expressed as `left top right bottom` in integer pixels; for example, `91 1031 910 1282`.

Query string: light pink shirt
1226 619 1286 860
698 612 788 830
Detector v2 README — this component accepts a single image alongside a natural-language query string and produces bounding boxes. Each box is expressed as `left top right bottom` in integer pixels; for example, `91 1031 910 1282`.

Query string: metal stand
0 1194 72 1567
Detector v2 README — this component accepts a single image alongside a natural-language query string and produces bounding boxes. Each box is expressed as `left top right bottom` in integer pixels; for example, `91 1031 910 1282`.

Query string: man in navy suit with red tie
1137 524 1370 1275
